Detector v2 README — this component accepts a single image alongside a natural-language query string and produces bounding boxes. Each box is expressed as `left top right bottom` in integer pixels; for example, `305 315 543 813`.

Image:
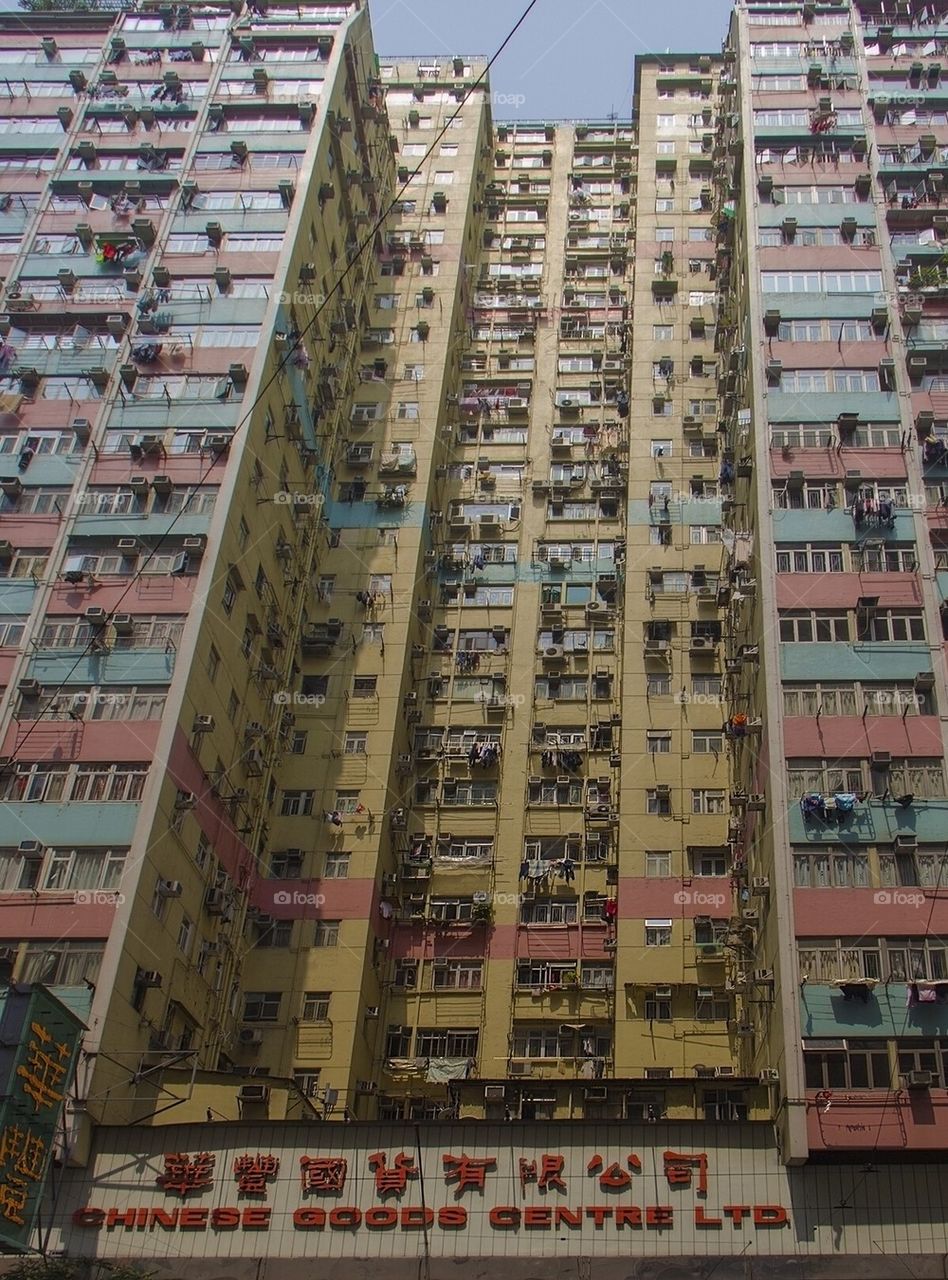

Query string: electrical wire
7 0 543 762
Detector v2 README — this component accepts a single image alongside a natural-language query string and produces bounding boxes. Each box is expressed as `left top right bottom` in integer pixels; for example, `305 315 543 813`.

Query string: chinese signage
70 1142 786 1234
0 986 84 1251
50 1121 948 1259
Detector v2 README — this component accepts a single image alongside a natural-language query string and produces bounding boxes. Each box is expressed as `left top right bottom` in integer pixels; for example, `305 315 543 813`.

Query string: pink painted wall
89 456 229 486
0 893 114 938
794 887 948 935
45 578 199 614
165 726 254 889
254 876 376 920
806 1090 948 1152
758 247 881 270
776 573 922 609
1 719 161 762
759 339 889 369
615 878 731 917
769 446 906 481
0 518 60 548
389 926 489 960
783 715 941 758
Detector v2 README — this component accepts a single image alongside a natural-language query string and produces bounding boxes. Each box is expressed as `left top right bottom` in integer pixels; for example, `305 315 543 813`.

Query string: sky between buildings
369 0 736 121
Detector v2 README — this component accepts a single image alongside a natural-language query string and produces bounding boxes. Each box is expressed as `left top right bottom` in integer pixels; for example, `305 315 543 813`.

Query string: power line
7 0 543 762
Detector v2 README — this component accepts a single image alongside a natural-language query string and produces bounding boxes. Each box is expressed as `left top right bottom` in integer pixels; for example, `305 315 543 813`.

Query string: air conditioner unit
238 1083 270 1103
365 1006 379 1018
752 877 770 895
716 1065 736 1077
17 679 40 697
742 909 760 925
175 791 196 810
484 1084 506 1101
907 1069 934 1089
585 1087 608 1102
473 890 490 903
543 645 565 663
18 841 41 855
204 888 226 914
759 1069 780 1083
894 834 917 852
238 1028 263 1046
754 968 774 984
871 751 891 768
158 879 183 898
137 970 162 988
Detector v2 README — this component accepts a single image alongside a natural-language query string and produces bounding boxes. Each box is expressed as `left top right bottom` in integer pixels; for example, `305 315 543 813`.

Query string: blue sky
368 0 735 120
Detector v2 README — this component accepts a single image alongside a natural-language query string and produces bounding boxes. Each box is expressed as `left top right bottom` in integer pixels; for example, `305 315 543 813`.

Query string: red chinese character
300 1156 348 1194
159 1152 215 1198
368 1151 417 1196
663 1150 708 1196
519 1154 566 1192
233 1153 280 1194
587 1153 641 1190
443 1153 496 1196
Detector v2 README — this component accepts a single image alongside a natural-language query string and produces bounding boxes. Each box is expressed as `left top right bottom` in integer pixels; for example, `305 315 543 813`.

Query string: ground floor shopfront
30 1121 948 1278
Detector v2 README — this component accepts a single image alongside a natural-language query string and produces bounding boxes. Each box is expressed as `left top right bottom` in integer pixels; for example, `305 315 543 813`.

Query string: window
646 732 672 754
324 852 350 879
280 790 314 816
301 992 330 1021
19 941 102 987
762 270 882 293
704 1090 747 1121
647 789 672 815
859 610 925 643
431 961 483 990
692 790 726 817
352 676 377 698
177 915 194 955
692 730 723 754
646 852 672 877
242 991 281 1022
692 846 728 876
695 989 730 1021
775 546 845 574
313 920 339 947
415 1028 479 1058
644 989 672 1021
344 732 367 755
779 611 850 642
646 919 673 947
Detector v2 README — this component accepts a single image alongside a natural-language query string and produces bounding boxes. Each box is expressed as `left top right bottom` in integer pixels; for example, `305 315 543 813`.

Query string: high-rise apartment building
1 0 948 1272
721 0 948 1163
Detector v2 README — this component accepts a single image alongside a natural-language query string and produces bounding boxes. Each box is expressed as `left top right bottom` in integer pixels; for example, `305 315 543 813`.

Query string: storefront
30 1120 948 1277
